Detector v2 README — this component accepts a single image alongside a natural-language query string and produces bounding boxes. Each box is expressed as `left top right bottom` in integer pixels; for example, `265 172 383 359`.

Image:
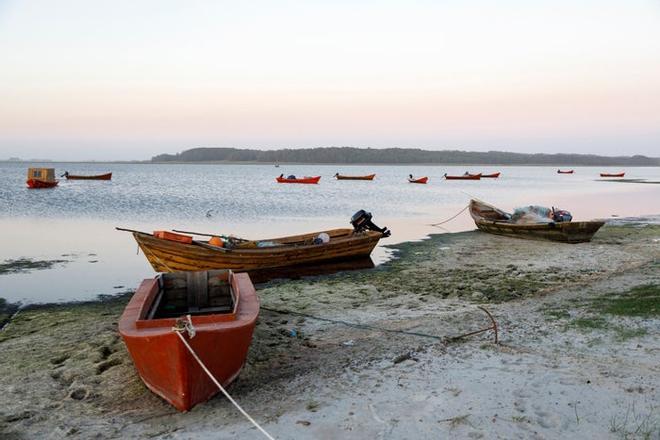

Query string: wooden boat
600 172 625 178
469 199 604 243
408 176 428 184
121 226 388 273
444 174 481 180
64 172 112 180
557 169 574 174
276 175 321 184
26 167 58 188
119 270 259 412
477 172 500 178
334 173 376 180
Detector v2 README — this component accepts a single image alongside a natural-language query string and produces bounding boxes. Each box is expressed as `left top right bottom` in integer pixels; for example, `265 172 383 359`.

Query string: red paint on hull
276 176 321 184
119 272 259 412
600 172 625 177
557 170 574 174
444 174 481 180
26 179 59 188
408 177 428 184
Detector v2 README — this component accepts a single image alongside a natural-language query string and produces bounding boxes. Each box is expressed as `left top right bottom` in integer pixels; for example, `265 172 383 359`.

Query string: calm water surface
1 162 659 303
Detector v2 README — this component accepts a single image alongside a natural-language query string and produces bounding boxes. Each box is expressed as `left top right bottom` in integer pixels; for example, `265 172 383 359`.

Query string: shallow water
1 162 659 303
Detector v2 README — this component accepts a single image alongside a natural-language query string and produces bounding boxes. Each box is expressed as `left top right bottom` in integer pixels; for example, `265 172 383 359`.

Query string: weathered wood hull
469 199 604 243
473 220 605 243
119 271 259 412
65 173 112 180
133 228 383 272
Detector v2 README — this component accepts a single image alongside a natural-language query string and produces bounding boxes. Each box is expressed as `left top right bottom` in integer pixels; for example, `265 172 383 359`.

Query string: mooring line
428 204 469 227
173 330 275 440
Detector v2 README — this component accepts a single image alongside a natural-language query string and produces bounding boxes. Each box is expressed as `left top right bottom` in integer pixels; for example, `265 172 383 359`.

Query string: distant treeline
152 147 659 166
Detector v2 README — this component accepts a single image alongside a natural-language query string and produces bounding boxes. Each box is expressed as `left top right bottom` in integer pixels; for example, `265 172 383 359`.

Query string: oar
115 227 152 235
172 229 249 242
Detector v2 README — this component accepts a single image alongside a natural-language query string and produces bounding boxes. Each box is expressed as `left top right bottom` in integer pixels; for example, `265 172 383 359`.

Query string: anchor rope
173 328 275 440
428 205 469 227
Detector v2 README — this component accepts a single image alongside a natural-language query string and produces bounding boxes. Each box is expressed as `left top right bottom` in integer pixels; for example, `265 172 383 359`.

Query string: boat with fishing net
276 175 321 184
118 210 390 273
469 199 604 243
119 270 259 411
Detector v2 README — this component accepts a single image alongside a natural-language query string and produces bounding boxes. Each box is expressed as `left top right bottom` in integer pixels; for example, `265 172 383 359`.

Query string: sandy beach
1 222 659 439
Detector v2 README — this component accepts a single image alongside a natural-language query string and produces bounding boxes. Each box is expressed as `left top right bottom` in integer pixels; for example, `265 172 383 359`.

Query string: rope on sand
428 205 469 227
261 306 499 344
173 322 275 440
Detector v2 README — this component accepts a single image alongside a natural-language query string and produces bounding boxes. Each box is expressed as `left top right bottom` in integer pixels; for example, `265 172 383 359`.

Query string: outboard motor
552 207 572 223
350 210 391 237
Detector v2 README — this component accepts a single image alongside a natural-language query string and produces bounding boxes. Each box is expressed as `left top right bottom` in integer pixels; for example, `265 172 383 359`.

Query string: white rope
428 205 469 227
173 330 275 440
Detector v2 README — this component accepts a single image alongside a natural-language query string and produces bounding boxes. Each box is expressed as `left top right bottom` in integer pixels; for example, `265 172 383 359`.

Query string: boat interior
210 228 358 249
147 270 236 319
471 201 512 222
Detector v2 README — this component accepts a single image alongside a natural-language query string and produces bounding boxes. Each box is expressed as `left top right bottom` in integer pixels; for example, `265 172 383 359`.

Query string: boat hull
276 176 321 184
335 174 375 180
132 229 383 272
557 170 574 174
408 177 428 184
26 179 58 188
65 173 112 180
479 172 500 178
469 199 604 243
473 220 605 243
600 173 625 178
445 175 481 180
118 272 259 412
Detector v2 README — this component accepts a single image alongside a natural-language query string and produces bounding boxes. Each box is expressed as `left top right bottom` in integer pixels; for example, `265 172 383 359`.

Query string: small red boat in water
557 169 574 174
444 173 481 180
119 270 259 412
408 176 428 184
600 172 625 178
334 173 376 180
276 175 321 184
26 168 58 188
64 172 112 180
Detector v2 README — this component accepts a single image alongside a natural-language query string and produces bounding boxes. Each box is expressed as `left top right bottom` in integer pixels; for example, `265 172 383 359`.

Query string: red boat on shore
276 175 321 184
64 172 112 180
557 169 574 174
26 167 58 188
119 270 259 412
408 176 428 184
600 172 625 178
444 173 481 180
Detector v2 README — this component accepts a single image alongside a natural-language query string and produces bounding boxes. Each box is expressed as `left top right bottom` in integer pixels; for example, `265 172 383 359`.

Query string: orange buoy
208 236 224 247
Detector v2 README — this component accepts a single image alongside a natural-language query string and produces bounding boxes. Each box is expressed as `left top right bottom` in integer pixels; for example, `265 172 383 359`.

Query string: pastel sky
1 0 659 160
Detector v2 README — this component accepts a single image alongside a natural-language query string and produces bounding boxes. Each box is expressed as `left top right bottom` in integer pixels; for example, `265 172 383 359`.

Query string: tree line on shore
151 147 659 166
